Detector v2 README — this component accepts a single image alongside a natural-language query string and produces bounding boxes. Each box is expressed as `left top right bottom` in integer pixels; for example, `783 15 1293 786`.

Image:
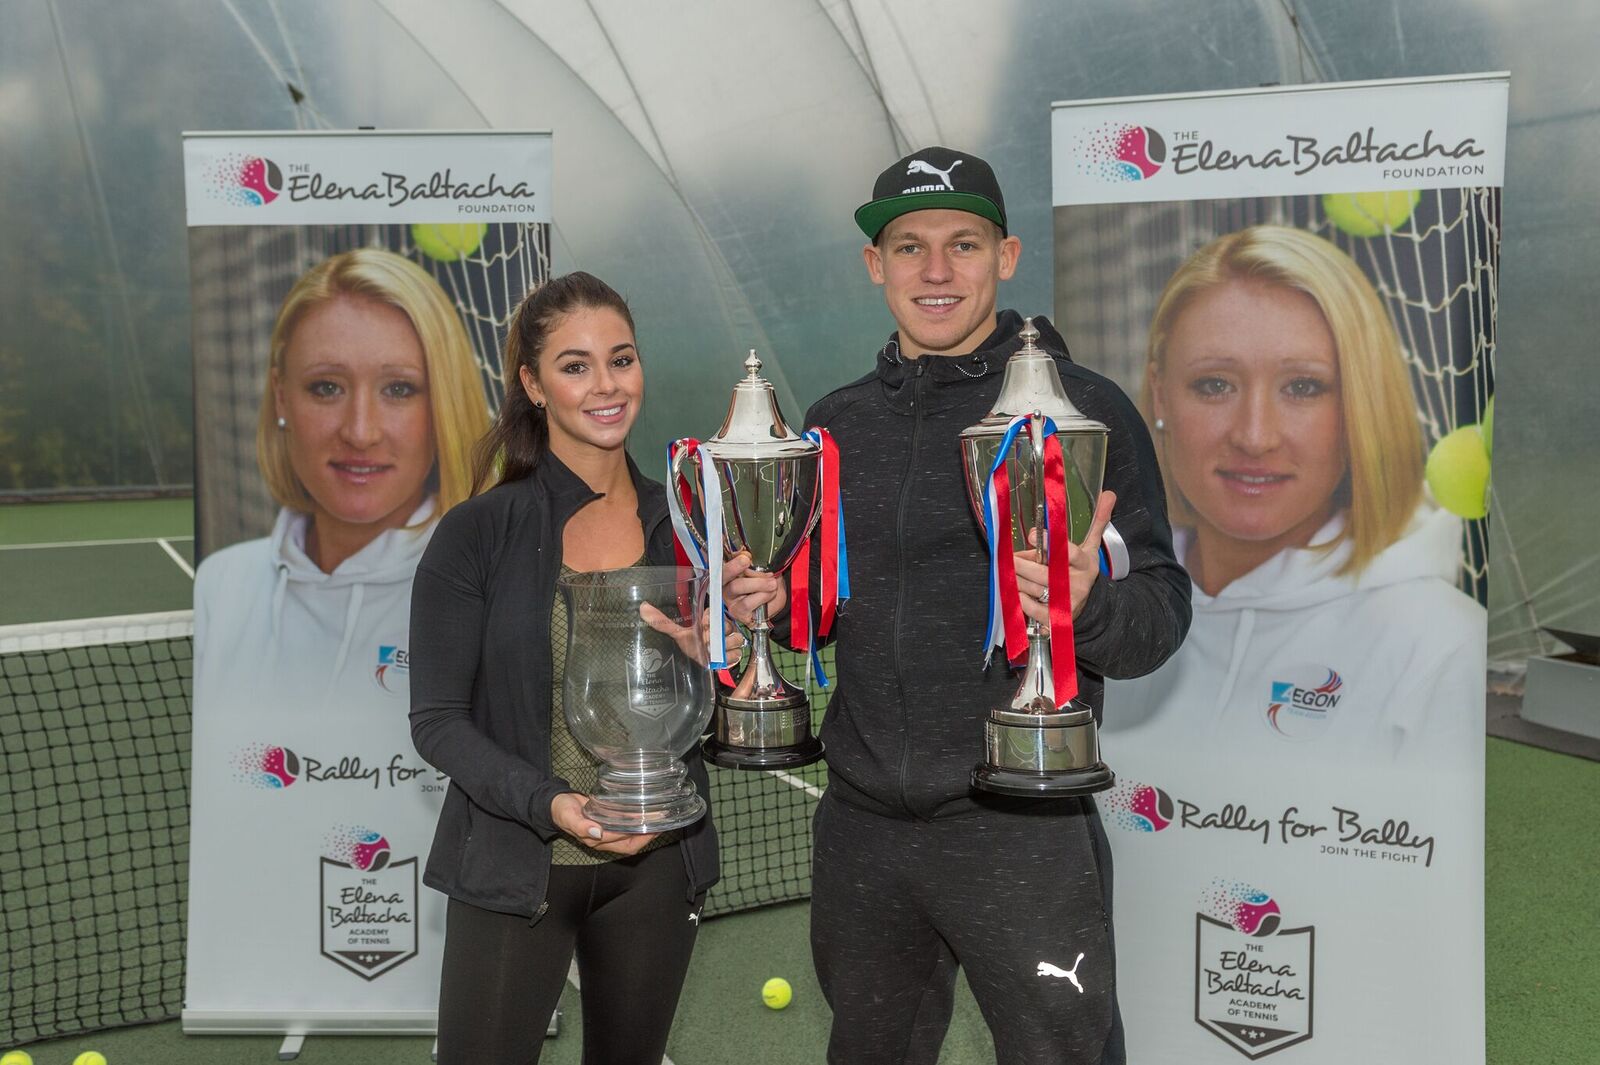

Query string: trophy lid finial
1018 317 1041 352
745 349 762 377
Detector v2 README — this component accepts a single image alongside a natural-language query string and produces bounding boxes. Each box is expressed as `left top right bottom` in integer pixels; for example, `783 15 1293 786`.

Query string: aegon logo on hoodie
375 645 410 692
1264 667 1343 740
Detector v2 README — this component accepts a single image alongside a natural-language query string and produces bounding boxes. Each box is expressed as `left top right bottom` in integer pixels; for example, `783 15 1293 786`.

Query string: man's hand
550 792 658 856
723 551 786 624
1015 490 1116 623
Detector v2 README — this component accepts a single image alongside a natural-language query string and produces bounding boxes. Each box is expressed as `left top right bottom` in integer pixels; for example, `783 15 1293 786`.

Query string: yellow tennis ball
72 1053 106 1065
761 976 793 1009
1425 425 1491 519
410 222 487 262
2 1050 34 1065
1322 190 1421 237
1481 396 1495 456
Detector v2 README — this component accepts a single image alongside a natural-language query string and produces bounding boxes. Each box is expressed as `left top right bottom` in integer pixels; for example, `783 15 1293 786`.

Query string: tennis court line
0 534 195 551
767 769 825 800
157 536 196 579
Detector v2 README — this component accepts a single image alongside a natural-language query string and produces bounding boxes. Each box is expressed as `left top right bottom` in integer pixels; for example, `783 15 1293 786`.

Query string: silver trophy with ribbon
958 319 1115 796
557 566 716 832
669 352 830 769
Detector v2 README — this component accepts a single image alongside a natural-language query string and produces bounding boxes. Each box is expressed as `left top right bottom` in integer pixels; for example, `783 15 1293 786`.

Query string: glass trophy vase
558 566 716 833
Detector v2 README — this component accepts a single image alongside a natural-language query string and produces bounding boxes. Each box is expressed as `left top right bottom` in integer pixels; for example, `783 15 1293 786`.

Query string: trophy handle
669 444 714 563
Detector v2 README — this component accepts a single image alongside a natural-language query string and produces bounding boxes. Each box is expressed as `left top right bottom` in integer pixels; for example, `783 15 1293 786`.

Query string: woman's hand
723 551 785 624
550 792 659 856
1015 490 1116 624
638 603 746 668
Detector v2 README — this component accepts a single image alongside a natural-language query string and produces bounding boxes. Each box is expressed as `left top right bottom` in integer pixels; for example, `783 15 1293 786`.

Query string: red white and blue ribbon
981 416 1031 669
978 415 1080 707
789 428 850 687
666 438 731 675
667 438 702 569
1100 521 1130 580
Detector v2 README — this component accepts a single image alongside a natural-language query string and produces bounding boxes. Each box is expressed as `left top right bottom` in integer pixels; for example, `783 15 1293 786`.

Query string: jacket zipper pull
910 357 928 406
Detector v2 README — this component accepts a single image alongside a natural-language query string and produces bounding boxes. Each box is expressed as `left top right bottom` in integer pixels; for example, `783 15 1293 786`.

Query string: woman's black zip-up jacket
794 309 1192 822
409 452 718 918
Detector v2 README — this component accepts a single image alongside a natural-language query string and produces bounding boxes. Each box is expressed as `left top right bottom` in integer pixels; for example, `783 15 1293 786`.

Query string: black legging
436 842 702 1065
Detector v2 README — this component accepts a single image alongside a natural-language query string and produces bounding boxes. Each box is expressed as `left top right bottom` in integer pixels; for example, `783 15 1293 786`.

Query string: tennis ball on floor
1425 425 1491 519
1481 396 1495 456
1322 190 1421 237
762 976 793 1010
73 1053 107 1065
2 1050 34 1065
411 222 487 261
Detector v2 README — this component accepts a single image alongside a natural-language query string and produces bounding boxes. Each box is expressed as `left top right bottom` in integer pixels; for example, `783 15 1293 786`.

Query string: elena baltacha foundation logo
319 824 418 980
1195 880 1313 1058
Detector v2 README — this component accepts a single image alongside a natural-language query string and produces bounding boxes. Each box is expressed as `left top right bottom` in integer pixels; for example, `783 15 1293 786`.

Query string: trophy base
701 693 825 770
584 793 708 834
587 758 708 834
702 734 825 770
970 709 1114 797
971 762 1115 798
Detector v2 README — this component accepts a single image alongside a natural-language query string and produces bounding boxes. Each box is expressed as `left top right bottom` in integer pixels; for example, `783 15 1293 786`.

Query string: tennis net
0 611 825 1045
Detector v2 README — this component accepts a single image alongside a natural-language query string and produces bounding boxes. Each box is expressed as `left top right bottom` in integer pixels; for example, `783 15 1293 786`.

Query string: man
728 146 1190 1064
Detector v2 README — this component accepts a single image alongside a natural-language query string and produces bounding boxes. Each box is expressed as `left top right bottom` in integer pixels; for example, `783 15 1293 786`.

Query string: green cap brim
854 192 1006 240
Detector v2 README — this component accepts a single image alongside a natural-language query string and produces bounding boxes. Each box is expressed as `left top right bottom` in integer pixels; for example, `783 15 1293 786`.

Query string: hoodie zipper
892 358 930 817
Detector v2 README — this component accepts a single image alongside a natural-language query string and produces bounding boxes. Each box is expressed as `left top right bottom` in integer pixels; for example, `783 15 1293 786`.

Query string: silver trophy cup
672 352 825 769
557 566 716 832
958 319 1115 797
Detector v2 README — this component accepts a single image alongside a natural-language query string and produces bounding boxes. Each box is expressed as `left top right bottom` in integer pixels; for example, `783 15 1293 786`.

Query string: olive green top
550 561 681 866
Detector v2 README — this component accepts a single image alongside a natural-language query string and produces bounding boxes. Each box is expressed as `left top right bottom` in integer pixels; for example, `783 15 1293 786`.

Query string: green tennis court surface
0 499 195 625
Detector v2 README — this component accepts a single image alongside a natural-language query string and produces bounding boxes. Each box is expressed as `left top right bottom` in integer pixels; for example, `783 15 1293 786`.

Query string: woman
409 272 727 1064
1105 225 1485 762
186 248 490 1014
193 246 489 709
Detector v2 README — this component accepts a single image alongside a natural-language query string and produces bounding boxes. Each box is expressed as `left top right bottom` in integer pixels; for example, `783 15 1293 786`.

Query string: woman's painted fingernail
587 827 603 839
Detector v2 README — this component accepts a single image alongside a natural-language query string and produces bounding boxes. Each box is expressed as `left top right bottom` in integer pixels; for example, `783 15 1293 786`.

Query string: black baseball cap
854 146 1008 241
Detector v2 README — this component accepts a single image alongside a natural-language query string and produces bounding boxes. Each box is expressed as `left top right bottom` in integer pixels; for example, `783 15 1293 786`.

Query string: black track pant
811 792 1123 1065
436 843 702 1065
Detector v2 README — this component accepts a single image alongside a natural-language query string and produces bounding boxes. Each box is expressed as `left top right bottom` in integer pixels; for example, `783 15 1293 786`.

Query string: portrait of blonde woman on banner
192 247 490 709
1104 224 1486 767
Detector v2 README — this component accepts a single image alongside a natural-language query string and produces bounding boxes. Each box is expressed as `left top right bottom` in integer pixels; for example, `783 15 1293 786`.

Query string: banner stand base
183 1008 561 1055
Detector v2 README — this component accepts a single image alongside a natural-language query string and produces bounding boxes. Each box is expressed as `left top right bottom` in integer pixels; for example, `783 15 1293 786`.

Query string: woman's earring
276 416 287 430
1154 417 1166 431
533 401 545 410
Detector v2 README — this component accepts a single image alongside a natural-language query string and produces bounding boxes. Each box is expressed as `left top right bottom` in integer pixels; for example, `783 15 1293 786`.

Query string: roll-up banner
1053 74 1505 1063
181 131 551 1037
